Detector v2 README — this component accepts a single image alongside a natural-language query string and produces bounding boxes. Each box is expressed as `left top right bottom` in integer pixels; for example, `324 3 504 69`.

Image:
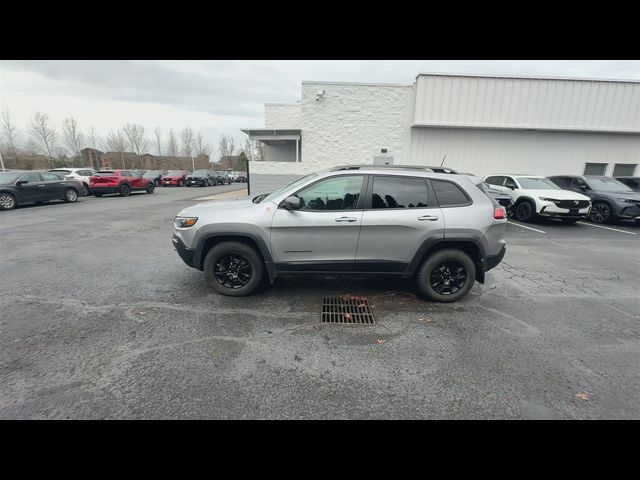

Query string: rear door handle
335 217 357 222
417 215 439 221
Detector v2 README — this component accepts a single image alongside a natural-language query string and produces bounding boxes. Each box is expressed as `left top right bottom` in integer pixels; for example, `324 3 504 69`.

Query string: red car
161 170 189 187
90 170 155 197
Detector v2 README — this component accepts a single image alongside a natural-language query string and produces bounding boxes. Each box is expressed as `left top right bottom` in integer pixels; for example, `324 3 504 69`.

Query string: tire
178 180 183 187
186 183 191 187
146 183 155 194
0 193 16 210
154 179 159 187
514 200 535 222
83 183 91 195
415 249 476 303
119 184 131 197
561 218 578 224
64 188 78 203
589 202 611 224
203 241 264 297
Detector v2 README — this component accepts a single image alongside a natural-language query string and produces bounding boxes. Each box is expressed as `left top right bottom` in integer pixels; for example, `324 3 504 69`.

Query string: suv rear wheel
514 200 534 222
416 249 476 302
119 184 131 197
203 241 264 296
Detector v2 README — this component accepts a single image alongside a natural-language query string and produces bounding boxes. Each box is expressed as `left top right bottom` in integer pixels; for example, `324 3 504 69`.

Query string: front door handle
335 217 357 222
417 215 439 221
38 184 46 187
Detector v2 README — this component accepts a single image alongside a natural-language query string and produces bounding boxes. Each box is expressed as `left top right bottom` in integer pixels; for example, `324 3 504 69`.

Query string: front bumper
162 179 181 185
539 204 590 219
186 178 206 186
173 234 196 268
615 204 640 220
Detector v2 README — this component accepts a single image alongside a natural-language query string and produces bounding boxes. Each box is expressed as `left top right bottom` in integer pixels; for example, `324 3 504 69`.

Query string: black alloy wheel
589 202 611 224
429 260 468 296
213 254 253 289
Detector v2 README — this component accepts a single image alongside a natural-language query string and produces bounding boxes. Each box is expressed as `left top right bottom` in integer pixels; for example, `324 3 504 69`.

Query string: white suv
483 174 591 224
49 168 97 194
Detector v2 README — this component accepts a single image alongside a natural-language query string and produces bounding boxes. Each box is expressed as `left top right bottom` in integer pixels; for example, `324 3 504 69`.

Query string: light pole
0 151 5 171
191 155 195 172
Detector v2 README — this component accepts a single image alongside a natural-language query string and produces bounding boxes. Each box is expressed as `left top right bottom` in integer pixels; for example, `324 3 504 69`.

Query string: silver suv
172 165 507 302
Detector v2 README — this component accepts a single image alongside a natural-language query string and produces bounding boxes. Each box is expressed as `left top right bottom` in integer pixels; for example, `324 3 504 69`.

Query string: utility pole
191 155 195 172
0 151 5 171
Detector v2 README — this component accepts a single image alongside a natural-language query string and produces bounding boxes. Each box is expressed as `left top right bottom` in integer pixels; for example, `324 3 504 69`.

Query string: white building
242 73 640 195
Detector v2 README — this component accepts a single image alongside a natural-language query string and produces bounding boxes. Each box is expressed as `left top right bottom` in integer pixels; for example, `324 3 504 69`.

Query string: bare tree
154 127 162 156
241 139 253 162
218 134 237 160
167 128 179 157
123 124 148 168
195 132 211 156
106 129 128 169
62 117 86 166
29 111 58 168
0 109 20 166
88 125 102 150
180 127 195 158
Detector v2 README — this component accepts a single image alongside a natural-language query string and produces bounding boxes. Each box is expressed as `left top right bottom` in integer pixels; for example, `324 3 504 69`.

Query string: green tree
238 151 248 170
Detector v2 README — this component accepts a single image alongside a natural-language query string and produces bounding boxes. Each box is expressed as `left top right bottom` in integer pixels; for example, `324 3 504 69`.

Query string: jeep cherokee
172 165 507 302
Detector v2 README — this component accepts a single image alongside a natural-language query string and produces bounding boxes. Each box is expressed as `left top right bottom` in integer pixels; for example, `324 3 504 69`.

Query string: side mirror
579 185 588 190
283 195 300 210
16 180 28 186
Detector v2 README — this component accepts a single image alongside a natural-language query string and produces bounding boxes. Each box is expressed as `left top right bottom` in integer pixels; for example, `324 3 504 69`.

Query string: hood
532 189 591 201
178 196 254 216
592 190 640 201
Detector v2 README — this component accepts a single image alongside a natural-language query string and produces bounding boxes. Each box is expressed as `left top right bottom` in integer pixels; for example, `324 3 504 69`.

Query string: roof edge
415 71 640 83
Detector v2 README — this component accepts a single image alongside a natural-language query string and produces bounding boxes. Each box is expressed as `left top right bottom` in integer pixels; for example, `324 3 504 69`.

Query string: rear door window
550 176 570 188
485 176 504 186
432 180 471 207
41 173 62 181
371 176 430 209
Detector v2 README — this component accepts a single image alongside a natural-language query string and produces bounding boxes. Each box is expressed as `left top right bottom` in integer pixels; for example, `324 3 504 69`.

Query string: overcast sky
1 60 638 159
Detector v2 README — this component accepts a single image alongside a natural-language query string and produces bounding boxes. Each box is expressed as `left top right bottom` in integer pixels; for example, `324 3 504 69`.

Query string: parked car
466 175 513 216
142 170 168 187
483 174 591 224
48 168 97 194
615 176 640 192
186 170 218 187
173 165 507 302
90 170 155 197
161 170 189 187
213 171 232 185
548 175 640 224
236 173 247 183
0 170 86 210
225 169 239 182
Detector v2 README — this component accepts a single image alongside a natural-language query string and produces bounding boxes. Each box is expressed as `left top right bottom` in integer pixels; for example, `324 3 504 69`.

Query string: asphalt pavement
0 185 638 419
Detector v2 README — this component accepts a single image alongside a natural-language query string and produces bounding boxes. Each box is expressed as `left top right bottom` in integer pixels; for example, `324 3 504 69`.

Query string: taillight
494 206 507 219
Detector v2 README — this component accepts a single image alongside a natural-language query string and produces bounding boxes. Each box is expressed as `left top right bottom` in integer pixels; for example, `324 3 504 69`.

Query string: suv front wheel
416 249 476 302
203 241 264 296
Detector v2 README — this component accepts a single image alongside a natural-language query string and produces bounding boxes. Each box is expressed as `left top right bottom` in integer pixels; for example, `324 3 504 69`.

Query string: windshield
192 170 208 175
143 171 161 177
586 177 633 192
0 172 22 184
166 171 183 176
257 173 318 204
517 177 560 190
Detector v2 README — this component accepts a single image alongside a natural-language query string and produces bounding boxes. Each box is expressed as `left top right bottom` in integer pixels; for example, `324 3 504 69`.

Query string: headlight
174 216 198 228
538 197 559 203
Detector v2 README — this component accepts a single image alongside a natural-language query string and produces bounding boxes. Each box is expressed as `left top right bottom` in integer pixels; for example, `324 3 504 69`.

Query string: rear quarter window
432 180 471 207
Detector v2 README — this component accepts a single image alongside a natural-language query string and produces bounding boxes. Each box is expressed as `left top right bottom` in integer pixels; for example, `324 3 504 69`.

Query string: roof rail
330 164 459 174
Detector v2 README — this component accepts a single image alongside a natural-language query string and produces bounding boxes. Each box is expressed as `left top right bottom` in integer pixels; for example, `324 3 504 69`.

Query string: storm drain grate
321 296 375 324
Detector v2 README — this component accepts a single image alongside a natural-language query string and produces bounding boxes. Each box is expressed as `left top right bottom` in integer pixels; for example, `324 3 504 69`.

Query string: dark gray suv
172 165 508 302
547 175 640 224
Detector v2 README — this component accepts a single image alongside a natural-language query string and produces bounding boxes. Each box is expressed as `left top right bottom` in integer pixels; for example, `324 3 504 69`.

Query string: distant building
81 148 104 169
96 152 210 170
217 155 242 170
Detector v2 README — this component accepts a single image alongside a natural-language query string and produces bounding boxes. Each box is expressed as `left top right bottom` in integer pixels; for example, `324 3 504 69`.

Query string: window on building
371 176 429 209
584 163 608 176
612 164 637 177
297 175 364 211
432 180 471 207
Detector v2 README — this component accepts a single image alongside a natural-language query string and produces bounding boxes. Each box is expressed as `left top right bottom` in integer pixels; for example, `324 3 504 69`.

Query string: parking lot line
507 221 546 234
576 222 637 235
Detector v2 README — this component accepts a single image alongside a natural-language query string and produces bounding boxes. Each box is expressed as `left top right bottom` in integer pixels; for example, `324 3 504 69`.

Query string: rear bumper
485 244 506 272
173 234 196 268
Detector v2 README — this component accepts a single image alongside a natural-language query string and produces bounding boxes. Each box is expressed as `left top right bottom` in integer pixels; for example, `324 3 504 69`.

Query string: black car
142 170 167 187
186 170 218 187
213 171 232 185
0 170 86 211
547 175 640 224
615 176 640 193
466 175 513 216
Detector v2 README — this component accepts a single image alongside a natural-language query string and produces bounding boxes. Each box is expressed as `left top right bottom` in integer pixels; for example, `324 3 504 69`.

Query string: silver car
172 165 507 302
